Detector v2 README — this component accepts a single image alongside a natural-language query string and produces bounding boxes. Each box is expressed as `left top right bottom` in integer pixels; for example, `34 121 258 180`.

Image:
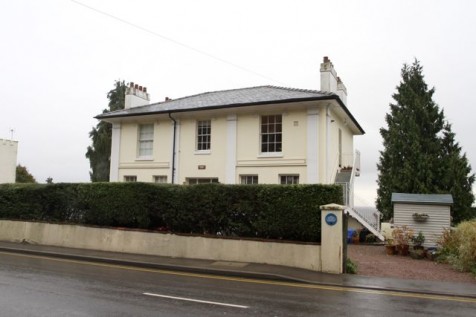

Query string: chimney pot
134 84 139 89
144 87 147 93
323 56 329 63
139 86 143 91
130 82 134 88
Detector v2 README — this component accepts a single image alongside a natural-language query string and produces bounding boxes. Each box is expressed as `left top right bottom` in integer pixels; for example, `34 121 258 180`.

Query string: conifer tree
376 60 474 222
86 80 126 182
439 123 475 223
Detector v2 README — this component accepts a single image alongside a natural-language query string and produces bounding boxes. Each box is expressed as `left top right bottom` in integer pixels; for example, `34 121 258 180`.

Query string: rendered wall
112 100 355 185
0 220 322 271
0 139 18 183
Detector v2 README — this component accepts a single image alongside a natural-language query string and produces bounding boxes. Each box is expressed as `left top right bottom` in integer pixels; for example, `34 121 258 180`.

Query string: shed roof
391 193 453 205
97 85 365 134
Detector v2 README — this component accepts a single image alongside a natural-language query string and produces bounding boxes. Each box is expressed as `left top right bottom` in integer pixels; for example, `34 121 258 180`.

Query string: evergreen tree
376 60 474 223
439 123 475 222
16 165 36 183
86 80 126 182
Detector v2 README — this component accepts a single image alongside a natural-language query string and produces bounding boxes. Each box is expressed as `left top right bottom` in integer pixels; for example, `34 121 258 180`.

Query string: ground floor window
187 178 219 185
280 175 299 184
240 175 258 184
153 175 167 183
124 175 137 182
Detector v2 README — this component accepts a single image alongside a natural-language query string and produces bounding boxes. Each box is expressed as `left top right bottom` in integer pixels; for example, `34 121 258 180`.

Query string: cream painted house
0 138 18 183
97 57 364 206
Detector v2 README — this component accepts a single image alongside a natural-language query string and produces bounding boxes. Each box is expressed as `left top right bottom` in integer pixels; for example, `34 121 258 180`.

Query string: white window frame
260 114 282 154
240 175 258 184
187 177 219 185
280 174 299 185
124 175 137 182
153 175 168 184
138 124 154 159
196 120 211 152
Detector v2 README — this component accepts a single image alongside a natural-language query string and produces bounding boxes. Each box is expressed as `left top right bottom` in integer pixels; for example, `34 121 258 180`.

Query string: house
0 138 18 183
392 193 453 247
97 57 364 206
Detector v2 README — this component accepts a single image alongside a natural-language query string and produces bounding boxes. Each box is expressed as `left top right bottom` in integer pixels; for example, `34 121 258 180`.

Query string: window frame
260 114 282 154
280 174 299 185
153 175 168 184
196 120 211 152
240 175 258 184
138 123 154 159
186 177 219 185
124 175 137 182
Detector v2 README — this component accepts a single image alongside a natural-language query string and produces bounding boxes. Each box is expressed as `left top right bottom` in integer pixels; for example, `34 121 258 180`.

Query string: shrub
0 183 343 242
345 258 358 274
437 220 476 273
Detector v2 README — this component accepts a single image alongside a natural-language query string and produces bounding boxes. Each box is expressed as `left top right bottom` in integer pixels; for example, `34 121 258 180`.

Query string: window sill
257 153 283 158
136 157 153 161
195 150 211 155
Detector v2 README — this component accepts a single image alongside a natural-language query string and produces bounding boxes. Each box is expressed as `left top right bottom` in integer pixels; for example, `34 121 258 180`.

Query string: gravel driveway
347 244 476 284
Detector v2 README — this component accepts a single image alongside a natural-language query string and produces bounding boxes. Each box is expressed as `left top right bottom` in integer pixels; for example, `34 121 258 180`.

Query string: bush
0 183 343 242
437 220 476 273
345 258 358 274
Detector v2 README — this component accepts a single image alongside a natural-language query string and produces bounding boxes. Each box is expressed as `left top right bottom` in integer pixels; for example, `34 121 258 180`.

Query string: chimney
336 77 347 105
320 57 347 105
125 82 150 109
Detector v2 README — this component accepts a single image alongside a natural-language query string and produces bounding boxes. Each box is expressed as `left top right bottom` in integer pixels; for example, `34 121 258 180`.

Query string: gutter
168 112 177 184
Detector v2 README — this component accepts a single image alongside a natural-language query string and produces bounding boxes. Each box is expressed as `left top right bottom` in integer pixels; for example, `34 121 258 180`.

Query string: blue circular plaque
325 213 338 226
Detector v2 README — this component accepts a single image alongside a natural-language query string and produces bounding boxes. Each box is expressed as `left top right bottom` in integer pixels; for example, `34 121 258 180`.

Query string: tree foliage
86 80 126 182
15 165 36 183
377 60 474 223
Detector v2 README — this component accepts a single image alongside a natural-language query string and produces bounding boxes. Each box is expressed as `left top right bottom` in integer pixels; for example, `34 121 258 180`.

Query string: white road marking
143 292 249 309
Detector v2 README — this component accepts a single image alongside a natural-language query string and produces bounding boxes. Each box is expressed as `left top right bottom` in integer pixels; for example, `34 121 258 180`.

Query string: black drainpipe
168 112 177 184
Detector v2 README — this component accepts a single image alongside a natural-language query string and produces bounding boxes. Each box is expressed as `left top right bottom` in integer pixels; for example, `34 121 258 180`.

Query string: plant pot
385 245 397 255
409 249 426 259
352 236 360 244
397 244 410 256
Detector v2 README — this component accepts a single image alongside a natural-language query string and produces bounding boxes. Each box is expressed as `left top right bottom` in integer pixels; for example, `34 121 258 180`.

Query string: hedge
0 183 343 242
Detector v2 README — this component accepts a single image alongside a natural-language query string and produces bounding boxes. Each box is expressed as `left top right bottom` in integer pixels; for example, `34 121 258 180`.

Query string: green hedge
0 183 343 242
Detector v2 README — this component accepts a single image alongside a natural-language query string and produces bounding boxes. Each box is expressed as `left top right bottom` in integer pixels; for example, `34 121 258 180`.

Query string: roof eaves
96 95 339 120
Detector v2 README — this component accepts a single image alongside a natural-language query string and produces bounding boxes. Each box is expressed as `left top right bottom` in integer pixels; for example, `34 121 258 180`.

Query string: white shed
392 193 453 248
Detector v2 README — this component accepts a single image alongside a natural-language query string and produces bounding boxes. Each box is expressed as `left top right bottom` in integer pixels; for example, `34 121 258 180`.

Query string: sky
1 0 476 207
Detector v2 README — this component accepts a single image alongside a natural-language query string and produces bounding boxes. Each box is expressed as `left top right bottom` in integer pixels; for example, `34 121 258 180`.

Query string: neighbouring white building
97 57 364 206
0 138 18 183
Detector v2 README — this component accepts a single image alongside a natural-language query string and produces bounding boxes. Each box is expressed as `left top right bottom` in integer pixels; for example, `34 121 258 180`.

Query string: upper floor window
261 115 282 153
138 124 154 157
280 175 299 185
196 120 211 151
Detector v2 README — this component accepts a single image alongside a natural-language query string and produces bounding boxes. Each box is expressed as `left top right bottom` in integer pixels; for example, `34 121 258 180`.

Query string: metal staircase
345 207 384 241
334 150 384 241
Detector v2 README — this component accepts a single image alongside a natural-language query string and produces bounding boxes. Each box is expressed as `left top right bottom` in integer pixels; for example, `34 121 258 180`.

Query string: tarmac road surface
0 251 475 316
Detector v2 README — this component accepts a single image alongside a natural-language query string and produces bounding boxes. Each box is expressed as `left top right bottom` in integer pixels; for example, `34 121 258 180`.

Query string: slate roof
97 85 364 133
391 193 454 205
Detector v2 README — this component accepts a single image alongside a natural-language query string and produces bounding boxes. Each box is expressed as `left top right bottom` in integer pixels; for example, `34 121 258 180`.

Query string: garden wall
0 220 322 271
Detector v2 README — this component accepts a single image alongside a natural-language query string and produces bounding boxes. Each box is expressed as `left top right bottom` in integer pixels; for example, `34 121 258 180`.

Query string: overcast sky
1 0 475 207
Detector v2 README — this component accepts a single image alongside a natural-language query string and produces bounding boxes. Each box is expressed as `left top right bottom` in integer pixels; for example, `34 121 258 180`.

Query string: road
0 251 475 316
